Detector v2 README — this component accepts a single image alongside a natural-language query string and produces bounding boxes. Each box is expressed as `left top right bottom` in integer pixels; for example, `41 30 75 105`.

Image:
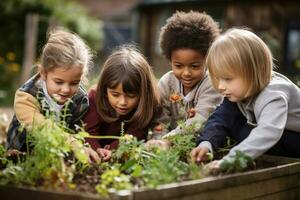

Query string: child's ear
39 68 47 80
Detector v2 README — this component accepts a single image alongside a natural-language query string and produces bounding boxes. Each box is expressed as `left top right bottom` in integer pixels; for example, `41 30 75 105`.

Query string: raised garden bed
1 155 300 200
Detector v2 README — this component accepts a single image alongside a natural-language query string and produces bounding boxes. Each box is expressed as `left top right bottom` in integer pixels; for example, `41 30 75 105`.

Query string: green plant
96 167 132 198
220 150 255 174
165 121 203 161
0 118 90 188
141 149 189 188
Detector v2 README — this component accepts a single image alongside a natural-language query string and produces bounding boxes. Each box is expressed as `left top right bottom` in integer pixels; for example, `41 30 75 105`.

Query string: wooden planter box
1 155 300 200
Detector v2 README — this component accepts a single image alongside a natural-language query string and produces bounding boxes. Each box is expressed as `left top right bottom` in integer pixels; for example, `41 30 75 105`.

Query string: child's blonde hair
206 28 273 97
96 44 160 129
40 28 93 82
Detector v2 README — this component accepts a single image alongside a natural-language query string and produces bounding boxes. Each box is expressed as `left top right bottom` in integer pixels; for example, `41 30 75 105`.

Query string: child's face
171 49 205 94
41 65 83 105
107 83 140 116
217 74 248 102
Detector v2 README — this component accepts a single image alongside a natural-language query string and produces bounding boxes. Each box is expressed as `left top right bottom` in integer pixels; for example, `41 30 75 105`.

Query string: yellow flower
10 63 20 73
6 52 16 61
6 63 20 73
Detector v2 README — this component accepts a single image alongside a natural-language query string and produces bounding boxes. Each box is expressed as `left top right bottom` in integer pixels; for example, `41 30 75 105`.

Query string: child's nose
61 85 71 93
119 96 127 105
218 80 226 91
183 67 191 76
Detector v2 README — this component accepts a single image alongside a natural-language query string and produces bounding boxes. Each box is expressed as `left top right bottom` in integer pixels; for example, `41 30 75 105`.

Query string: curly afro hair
159 11 220 60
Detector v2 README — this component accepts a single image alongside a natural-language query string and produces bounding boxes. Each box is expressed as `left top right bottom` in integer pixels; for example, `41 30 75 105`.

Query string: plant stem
84 135 121 140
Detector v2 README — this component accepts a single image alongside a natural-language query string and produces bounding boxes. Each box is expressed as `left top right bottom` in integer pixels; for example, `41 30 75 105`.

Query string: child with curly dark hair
149 11 223 141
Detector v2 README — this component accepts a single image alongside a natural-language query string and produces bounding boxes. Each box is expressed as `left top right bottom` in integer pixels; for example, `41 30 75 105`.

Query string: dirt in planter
72 163 104 194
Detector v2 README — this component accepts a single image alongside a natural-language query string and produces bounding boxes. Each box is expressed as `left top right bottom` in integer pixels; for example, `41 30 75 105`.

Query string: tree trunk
20 13 39 85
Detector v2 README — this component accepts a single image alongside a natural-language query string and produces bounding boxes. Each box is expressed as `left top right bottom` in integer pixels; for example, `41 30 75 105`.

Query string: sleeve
14 90 45 126
150 73 173 136
197 98 241 151
83 89 102 150
156 74 172 126
223 92 288 161
192 78 223 120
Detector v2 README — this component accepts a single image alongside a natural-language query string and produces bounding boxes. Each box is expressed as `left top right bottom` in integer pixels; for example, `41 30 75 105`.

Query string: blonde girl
191 28 300 172
83 45 160 161
7 29 100 162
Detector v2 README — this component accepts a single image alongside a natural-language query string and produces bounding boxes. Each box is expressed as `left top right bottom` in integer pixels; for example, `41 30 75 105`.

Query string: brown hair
206 28 273 97
96 45 160 128
159 10 220 60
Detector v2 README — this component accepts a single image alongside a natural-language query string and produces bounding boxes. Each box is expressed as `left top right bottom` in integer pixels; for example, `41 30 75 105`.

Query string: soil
72 163 104 194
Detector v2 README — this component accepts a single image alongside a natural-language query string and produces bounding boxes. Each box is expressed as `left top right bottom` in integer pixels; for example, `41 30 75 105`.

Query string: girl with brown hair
83 45 160 161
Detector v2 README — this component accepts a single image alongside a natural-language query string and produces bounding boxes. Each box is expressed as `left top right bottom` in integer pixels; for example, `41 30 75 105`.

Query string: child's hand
154 124 163 132
145 139 171 151
96 147 112 161
190 146 210 163
5 149 26 157
84 147 101 163
69 138 100 163
187 108 196 118
203 160 222 175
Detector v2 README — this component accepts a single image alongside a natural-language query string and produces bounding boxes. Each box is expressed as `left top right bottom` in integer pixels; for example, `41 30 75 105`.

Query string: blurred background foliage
0 0 104 106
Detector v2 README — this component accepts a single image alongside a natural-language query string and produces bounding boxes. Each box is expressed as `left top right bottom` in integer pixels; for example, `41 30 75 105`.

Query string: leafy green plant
0 144 8 169
95 167 132 198
220 150 255 174
165 121 203 161
141 149 189 188
0 115 258 198
168 133 196 162
0 118 89 188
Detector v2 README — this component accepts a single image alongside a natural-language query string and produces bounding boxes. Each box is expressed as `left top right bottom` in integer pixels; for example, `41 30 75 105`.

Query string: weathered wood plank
0 185 102 200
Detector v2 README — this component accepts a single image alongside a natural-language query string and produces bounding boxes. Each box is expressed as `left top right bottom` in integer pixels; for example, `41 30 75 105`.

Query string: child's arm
14 90 45 126
153 72 174 134
190 98 240 161
181 77 222 132
83 89 102 150
223 93 288 161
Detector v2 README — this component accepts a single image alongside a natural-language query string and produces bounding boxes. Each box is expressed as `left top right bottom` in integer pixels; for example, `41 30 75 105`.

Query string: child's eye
111 92 119 97
173 64 183 68
70 82 80 86
127 94 137 98
55 81 63 85
191 64 201 69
